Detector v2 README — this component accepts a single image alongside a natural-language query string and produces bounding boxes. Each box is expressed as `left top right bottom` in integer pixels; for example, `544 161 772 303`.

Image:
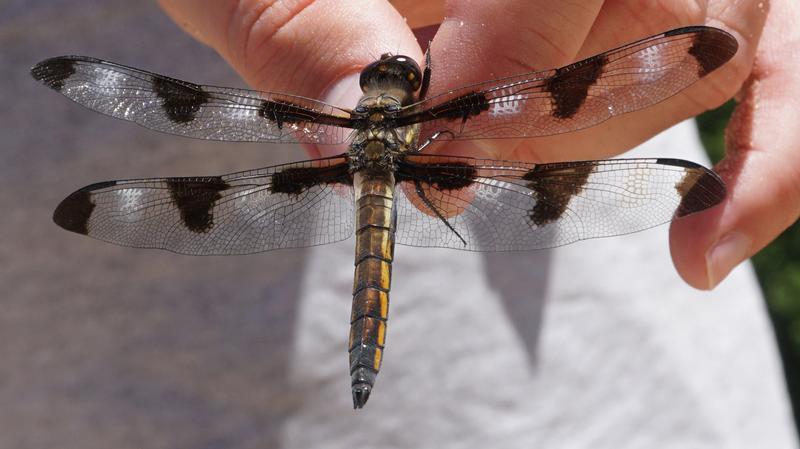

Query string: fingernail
315 73 362 158
322 72 362 109
706 232 752 289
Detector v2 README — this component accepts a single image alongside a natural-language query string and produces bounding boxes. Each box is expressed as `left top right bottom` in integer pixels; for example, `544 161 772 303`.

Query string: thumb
670 1 800 289
158 0 423 158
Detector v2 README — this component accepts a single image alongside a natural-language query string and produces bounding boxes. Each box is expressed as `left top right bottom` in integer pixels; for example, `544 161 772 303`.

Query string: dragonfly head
359 53 422 95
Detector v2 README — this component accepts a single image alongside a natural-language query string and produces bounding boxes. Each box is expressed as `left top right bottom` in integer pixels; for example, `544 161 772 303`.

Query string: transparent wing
394 155 725 251
398 26 737 142
31 55 359 144
53 156 355 255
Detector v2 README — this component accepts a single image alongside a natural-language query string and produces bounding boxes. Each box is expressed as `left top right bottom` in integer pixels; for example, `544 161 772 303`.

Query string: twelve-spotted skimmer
31 25 737 408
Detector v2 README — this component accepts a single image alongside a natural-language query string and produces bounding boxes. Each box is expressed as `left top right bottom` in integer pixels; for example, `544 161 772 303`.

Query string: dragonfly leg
419 42 432 100
413 180 466 246
414 129 454 153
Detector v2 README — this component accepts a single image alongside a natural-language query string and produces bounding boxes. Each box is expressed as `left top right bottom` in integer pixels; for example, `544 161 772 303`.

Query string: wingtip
30 56 77 91
674 168 727 218
662 26 738 75
52 181 115 235
53 189 93 235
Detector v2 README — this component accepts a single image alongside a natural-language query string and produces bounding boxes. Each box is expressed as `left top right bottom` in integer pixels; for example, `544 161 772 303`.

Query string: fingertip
669 204 728 290
160 0 422 98
704 231 753 288
158 0 233 49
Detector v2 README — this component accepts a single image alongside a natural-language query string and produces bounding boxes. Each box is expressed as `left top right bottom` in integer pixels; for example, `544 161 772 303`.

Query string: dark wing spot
259 99 360 129
167 177 230 233
31 57 76 92
53 180 117 234
391 91 489 128
152 77 210 124
258 99 319 129
656 158 726 217
269 163 352 195
427 91 490 123
523 162 596 226
396 161 477 190
685 27 739 77
544 54 607 119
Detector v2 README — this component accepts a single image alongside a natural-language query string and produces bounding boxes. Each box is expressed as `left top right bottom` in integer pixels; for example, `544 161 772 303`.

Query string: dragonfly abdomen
349 171 396 409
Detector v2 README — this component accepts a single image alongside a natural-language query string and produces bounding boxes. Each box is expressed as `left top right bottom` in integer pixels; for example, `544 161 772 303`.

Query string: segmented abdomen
349 171 396 408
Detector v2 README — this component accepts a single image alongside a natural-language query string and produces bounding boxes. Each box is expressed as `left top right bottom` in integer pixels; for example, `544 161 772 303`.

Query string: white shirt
281 121 798 449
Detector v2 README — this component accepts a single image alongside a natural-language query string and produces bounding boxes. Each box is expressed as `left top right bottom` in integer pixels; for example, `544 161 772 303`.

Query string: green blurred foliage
696 101 800 431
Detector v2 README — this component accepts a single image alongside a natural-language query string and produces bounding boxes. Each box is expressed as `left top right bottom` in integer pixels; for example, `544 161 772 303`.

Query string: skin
158 0 800 291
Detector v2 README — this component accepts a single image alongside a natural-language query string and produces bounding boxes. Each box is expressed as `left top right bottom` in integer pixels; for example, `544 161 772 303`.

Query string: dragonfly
31 25 737 409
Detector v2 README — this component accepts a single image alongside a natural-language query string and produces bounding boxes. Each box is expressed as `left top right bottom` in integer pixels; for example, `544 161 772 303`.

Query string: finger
426 1 755 164
671 0 790 289
557 0 757 158
436 0 604 82
159 0 422 158
509 1 755 163
576 0 713 56
389 0 444 29
423 0 605 159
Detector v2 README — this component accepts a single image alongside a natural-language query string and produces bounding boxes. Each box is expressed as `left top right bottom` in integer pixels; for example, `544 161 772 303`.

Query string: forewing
53 157 355 255
399 26 738 142
394 155 725 251
31 55 359 144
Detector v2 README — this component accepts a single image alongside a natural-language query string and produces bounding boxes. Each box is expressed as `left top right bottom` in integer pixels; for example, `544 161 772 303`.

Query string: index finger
421 0 605 160
158 0 423 158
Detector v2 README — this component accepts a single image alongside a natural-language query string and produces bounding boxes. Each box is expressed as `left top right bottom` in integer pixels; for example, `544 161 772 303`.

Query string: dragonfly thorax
348 88 421 173
347 134 400 173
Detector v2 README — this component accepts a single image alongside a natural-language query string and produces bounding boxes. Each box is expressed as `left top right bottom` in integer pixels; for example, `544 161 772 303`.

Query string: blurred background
697 104 800 432
3 1 798 447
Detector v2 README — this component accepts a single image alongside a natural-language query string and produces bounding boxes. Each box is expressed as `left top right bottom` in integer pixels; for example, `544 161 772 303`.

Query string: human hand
158 0 796 290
